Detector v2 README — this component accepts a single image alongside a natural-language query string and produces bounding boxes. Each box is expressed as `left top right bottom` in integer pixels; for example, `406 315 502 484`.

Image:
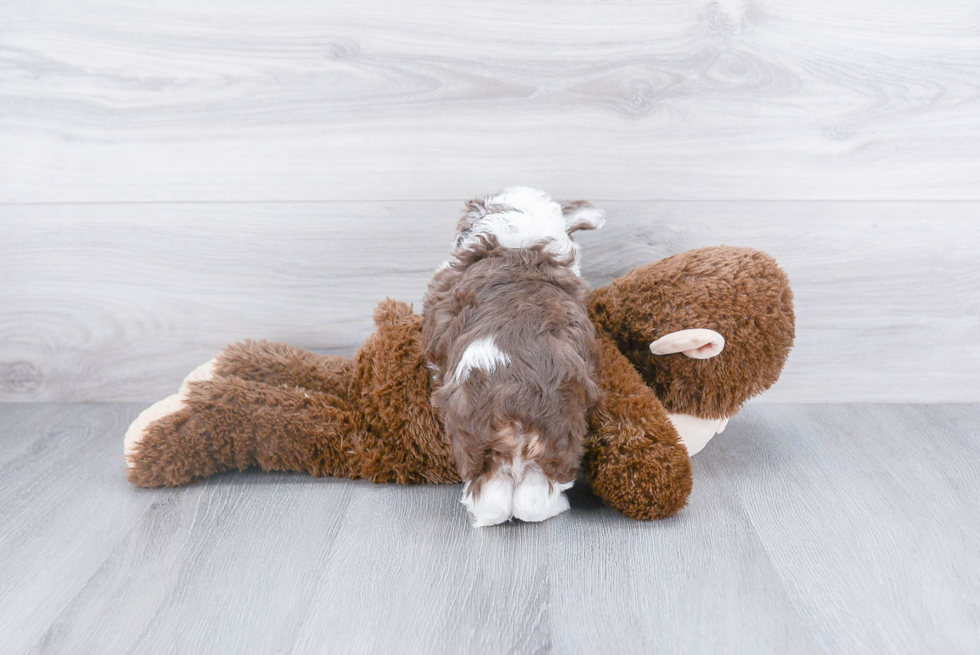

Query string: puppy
422 187 605 526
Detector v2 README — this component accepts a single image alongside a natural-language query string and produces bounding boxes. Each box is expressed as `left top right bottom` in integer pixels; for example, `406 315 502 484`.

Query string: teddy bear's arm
583 333 693 520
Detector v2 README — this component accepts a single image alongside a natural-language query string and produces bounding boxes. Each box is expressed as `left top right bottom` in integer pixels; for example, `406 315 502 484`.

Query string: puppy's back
423 239 599 494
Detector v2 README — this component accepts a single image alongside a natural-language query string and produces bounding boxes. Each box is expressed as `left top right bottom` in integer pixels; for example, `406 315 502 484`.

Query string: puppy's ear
463 198 489 225
561 200 606 234
456 198 490 245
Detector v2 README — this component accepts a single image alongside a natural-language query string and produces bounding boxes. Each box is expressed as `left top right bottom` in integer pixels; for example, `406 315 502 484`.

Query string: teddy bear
124 245 794 521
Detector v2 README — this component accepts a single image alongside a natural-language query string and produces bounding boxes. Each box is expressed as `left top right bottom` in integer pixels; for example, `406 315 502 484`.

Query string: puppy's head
454 187 605 275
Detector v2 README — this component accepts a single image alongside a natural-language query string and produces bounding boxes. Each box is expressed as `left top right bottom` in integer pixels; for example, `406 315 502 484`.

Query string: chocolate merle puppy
422 187 605 526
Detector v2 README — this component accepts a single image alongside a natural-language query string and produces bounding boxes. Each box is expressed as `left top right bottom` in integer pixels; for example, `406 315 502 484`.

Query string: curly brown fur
422 237 599 496
589 246 795 419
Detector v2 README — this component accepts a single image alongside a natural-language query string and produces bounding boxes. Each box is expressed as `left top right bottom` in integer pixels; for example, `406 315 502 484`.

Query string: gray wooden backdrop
2 0 978 403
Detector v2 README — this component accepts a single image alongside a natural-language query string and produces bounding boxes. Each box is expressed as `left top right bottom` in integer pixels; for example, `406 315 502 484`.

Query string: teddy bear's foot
178 357 216 397
124 357 216 469
124 393 184 469
667 413 730 456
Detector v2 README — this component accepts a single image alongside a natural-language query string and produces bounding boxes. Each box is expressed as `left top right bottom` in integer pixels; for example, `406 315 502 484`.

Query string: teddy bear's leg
584 334 693 520
460 478 515 527
202 339 354 396
125 374 365 488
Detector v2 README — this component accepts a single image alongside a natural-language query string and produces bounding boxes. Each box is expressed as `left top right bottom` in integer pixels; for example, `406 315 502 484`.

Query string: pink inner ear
691 343 718 356
649 329 726 359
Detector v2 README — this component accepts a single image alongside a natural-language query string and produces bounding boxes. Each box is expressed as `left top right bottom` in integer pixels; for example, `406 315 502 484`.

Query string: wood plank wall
2 0 978 402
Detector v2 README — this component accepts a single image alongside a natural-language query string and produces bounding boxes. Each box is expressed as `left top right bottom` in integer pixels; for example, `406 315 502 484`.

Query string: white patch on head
450 336 510 383
457 187 587 275
461 477 514 527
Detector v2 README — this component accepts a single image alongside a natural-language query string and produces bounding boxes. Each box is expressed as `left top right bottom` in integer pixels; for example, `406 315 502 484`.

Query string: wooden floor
1 403 977 654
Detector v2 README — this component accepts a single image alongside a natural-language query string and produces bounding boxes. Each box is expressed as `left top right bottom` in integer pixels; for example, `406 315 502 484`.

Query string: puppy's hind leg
456 424 577 526
461 474 515 527
512 467 573 523
510 428 576 523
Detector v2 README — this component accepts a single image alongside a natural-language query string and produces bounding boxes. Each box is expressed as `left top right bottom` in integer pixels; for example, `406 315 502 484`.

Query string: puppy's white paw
512 469 572 523
123 393 184 468
178 357 216 398
461 477 515 528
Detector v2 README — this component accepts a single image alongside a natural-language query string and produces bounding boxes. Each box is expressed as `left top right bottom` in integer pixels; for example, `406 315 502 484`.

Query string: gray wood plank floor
1 403 977 654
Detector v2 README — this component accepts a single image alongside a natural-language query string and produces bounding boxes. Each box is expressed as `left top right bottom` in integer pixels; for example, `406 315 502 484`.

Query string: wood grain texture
0 202 452 402
714 404 980 654
0 404 160 655
2 403 977 654
2 201 977 403
2 0 980 202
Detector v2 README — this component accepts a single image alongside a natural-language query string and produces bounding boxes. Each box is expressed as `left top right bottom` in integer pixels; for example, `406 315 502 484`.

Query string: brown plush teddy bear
124 246 794 521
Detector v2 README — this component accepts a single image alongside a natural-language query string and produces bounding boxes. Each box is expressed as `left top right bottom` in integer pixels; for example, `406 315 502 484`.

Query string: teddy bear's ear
650 329 726 359
560 200 606 234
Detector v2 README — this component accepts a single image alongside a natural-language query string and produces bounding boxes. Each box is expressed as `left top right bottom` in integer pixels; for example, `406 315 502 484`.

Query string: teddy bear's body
125 246 794 521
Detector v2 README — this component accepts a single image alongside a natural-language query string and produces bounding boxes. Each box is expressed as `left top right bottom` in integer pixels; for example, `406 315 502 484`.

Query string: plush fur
125 246 795 522
128 302 457 488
